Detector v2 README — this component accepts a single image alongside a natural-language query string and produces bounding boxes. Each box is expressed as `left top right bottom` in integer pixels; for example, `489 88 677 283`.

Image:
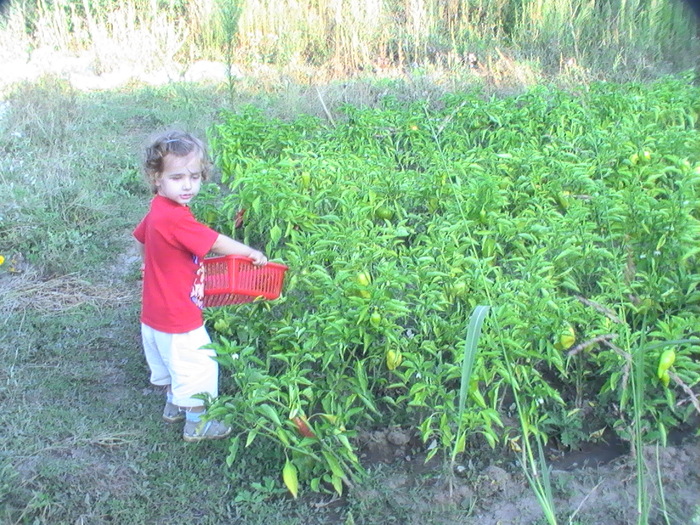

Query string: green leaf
226 435 240 467
481 430 497 449
270 223 282 244
330 474 343 496
322 450 345 480
458 305 490 421
245 430 257 447
258 403 282 426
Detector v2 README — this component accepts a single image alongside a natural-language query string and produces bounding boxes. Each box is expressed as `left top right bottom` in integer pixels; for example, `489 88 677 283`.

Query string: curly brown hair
143 130 211 193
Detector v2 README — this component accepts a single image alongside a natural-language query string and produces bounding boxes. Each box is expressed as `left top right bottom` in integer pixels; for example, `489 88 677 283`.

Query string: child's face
156 151 204 206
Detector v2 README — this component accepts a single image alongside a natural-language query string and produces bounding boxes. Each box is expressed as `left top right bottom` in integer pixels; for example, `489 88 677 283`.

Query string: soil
348 427 700 524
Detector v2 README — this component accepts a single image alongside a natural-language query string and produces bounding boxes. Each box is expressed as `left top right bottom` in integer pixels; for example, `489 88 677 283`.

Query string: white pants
140 323 218 408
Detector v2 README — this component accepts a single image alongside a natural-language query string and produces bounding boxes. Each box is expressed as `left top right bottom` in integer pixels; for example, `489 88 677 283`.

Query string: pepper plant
194 75 700 498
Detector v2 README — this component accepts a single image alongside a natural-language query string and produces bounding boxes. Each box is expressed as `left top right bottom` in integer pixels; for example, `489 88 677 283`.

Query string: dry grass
1 272 136 314
0 0 696 96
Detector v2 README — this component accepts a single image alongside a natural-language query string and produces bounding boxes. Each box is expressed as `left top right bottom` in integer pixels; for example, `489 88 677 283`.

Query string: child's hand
249 250 268 266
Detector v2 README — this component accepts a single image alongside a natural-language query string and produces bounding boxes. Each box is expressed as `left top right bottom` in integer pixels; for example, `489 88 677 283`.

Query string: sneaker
162 402 186 423
183 419 232 443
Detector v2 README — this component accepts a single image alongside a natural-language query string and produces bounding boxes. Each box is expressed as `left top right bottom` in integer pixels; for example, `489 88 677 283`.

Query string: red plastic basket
203 255 288 308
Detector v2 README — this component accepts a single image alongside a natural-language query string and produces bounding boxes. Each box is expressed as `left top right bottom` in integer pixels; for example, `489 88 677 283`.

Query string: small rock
482 465 510 484
386 428 411 446
477 465 511 498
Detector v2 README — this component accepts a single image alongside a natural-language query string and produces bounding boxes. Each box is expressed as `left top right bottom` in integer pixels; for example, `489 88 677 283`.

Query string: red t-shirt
133 195 219 333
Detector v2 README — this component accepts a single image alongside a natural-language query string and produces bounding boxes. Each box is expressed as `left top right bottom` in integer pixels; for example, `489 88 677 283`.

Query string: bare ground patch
345 427 700 524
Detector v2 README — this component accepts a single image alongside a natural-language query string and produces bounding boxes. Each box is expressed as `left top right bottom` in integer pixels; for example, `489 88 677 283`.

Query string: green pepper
213 318 230 334
282 459 299 498
375 206 394 220
657 349 676 379
386 349 402 370
356 272 371 287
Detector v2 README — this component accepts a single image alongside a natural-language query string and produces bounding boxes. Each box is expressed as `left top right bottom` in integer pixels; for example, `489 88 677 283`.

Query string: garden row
195 75 700 496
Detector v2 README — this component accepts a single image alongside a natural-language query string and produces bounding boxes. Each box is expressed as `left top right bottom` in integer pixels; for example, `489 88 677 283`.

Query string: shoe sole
183 427 233 443
163 413 186 423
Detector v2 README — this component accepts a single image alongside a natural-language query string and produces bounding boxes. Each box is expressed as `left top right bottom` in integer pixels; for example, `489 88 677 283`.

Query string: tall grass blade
537 438 555 513
458 305 490 420
631 322 650 525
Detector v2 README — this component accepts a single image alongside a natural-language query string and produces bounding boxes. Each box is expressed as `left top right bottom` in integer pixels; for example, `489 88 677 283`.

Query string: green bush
196 75 700 497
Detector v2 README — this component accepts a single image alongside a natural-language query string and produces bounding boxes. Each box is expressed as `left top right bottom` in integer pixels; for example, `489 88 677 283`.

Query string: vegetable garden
193 75 700 505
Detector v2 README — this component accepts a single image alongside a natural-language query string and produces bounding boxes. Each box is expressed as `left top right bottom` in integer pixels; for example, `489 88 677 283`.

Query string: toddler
133 130 267 442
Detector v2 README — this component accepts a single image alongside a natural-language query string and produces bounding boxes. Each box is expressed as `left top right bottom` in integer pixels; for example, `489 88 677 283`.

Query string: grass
0 79 242 524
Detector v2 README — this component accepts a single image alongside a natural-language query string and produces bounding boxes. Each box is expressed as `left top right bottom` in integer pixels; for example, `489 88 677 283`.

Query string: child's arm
210 234 267 266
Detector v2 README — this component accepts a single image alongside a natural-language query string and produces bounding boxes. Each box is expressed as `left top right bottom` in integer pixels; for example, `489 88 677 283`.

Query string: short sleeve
133 217 146 243
170 207 219 258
